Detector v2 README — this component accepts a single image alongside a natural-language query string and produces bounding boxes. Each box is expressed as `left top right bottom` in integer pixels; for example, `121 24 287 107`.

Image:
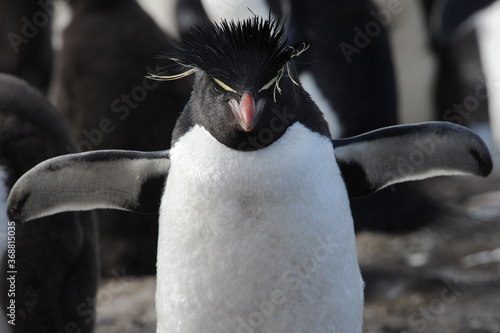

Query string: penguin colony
7 17 492 332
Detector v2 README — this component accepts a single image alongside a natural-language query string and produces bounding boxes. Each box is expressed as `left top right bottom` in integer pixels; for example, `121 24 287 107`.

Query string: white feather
157 123 363 332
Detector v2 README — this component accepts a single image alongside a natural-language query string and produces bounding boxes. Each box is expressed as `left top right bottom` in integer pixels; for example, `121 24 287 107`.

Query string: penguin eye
213 78 237 93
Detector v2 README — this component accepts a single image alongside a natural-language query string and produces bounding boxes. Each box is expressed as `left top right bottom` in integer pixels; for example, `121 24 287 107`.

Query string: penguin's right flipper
333 122 493 198
7 150 171 223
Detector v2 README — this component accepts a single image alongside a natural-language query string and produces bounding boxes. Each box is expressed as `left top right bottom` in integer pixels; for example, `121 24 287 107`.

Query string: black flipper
7 150 171 222
333 122 492 198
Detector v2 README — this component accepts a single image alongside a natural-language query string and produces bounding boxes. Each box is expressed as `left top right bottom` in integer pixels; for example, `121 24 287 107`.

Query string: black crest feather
152 17 303 92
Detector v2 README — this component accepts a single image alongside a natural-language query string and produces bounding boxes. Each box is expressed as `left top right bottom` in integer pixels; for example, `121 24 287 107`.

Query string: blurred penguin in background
0 73 98 333
53 0 191 276
377 0 499 142
0 0 54 95
372 0 437 125
423 0 500 148
475 0 500 149
176 0 444 233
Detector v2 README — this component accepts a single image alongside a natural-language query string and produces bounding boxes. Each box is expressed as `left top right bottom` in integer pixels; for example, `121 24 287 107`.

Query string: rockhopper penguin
7 17 493 332
176 0 448 234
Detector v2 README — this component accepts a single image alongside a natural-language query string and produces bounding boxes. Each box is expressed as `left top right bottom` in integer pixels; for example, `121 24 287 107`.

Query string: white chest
157 123 363 332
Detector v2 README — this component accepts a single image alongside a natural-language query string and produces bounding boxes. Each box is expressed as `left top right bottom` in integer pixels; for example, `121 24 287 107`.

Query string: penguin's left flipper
333 122 493 198
7 150 171 223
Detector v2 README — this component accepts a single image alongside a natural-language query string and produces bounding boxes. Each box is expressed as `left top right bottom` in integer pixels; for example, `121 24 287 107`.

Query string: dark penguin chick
0 0 53 94
6 17 493 332
0 74 98 333
54 0 191 276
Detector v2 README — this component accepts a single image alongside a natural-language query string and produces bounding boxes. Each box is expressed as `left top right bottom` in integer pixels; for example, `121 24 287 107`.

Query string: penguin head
152 17 314 151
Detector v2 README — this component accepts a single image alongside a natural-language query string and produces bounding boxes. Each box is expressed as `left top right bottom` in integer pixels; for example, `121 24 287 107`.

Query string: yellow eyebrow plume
258 44 309 101
213 78 237 93
259 77 277 92
147 68 198 81
290 43 310 58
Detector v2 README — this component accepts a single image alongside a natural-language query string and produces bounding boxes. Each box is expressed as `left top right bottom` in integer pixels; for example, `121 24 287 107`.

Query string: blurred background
1 0 499 332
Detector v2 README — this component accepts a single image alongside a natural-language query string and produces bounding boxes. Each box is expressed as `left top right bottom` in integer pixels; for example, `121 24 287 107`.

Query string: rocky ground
94 143 500 333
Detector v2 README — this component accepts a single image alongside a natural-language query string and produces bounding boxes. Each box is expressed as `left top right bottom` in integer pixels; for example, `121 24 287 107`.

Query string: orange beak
229 91 265 132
